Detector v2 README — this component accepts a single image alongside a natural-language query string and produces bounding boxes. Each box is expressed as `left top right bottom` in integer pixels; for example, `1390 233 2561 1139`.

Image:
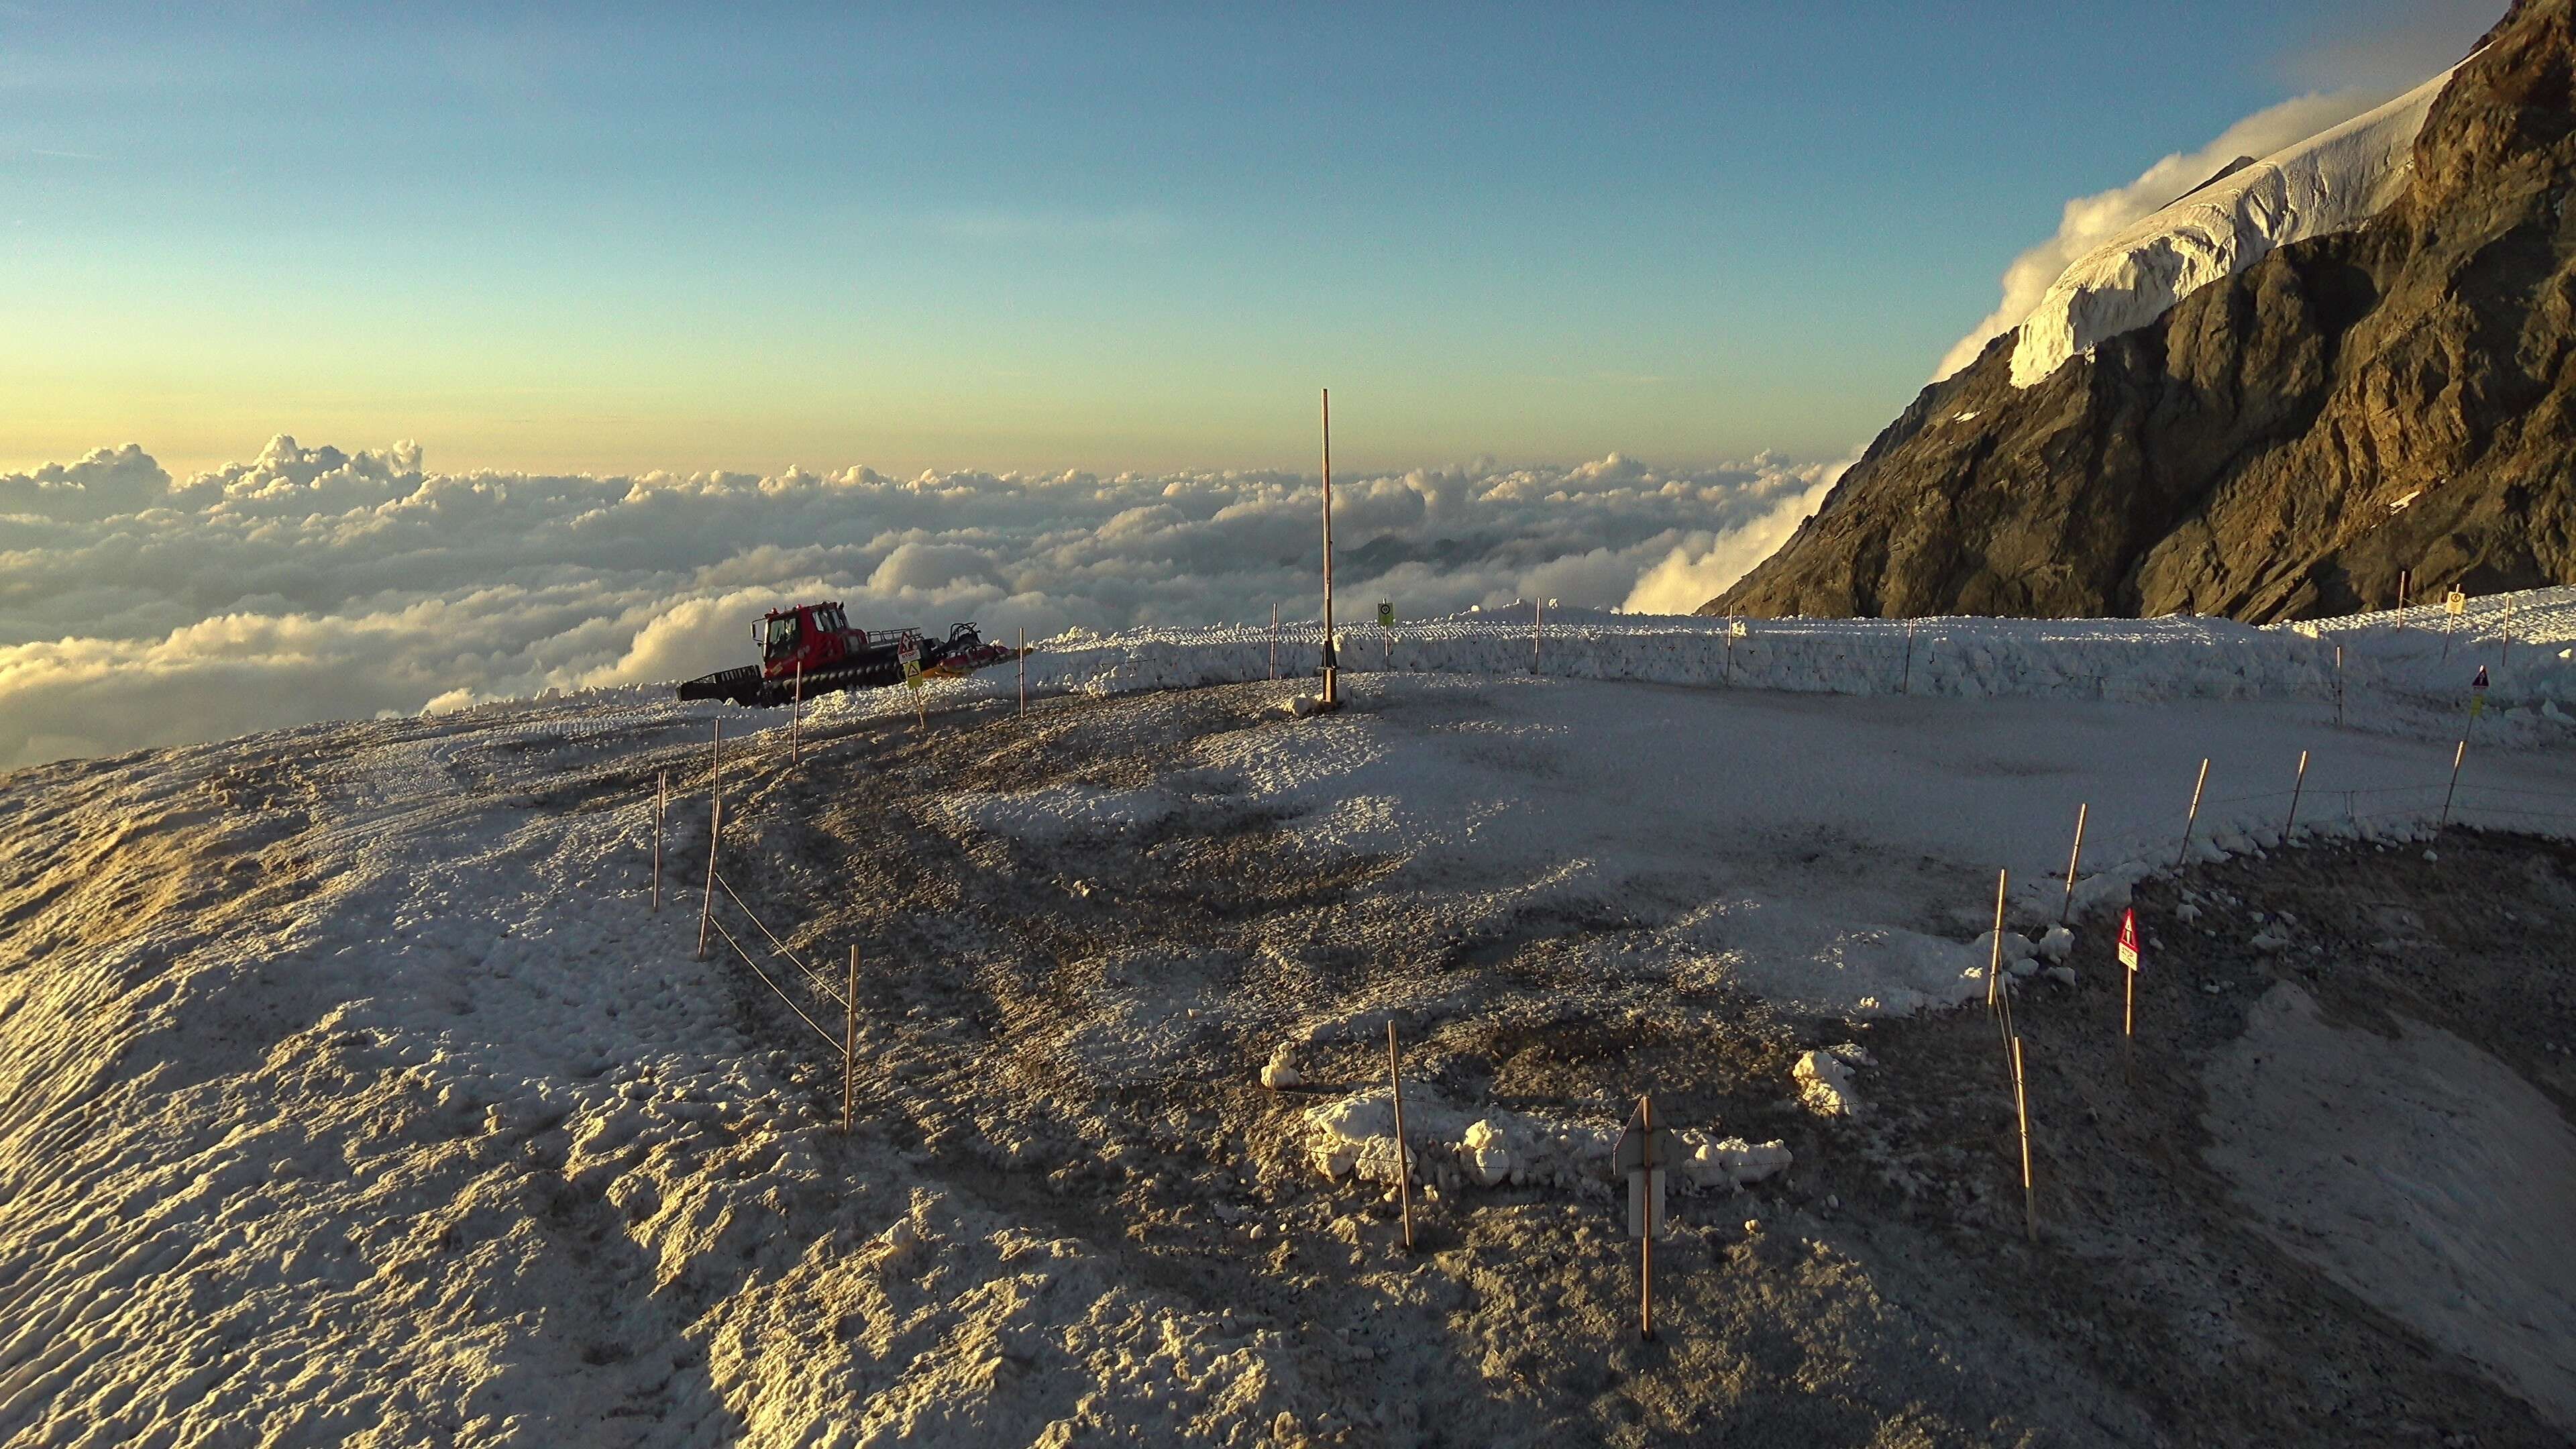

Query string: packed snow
2009 64 2457 387
2206 982 2576 1426
4 588 2573 1442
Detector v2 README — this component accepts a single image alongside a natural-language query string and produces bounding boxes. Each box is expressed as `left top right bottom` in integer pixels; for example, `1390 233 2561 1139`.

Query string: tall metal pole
1320 390 1338 708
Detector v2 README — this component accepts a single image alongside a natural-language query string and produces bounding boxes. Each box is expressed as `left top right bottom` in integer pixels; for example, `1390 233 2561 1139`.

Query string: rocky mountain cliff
1707 0 2576 623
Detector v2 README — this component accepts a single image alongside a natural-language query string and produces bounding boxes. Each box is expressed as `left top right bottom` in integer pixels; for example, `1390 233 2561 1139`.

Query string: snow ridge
2010 64 2459 388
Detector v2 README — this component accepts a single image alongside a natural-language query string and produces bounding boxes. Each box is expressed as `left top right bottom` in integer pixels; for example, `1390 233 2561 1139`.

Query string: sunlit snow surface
2009 64 2457 388
3 592 2574 1442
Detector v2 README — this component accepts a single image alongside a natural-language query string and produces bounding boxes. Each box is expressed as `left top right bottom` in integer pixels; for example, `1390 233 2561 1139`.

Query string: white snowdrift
2010 65 2457 388
1303 1089 1790 1196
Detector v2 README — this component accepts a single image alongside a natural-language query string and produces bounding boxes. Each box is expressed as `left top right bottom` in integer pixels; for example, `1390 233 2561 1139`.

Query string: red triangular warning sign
2116 908 2140 970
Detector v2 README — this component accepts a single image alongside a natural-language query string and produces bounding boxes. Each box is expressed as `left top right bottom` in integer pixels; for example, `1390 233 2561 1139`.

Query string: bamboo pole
2285 749 2309 838
1018 627 1026 716
651 771 665 913
791 662 803 767
1901 620 1916 694
1387 1020 1413 1252
1269 603 1278 681
1986 868 2008 1017
2059 803 2087 924
1639 1093 1657 1342
697 721 722 961
2012 1036 2036 1243
2440 739 2467 827
2334 644 2345 730
1532 600 1542 674
2176 758 2210 869
843 945 859 1134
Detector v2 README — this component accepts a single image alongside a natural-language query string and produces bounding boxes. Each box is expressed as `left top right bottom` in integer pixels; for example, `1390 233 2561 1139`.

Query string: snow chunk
1258 1045 1303 1090
2037 925 2074 963
2011 65 2456 388
1793 1049 1862 1118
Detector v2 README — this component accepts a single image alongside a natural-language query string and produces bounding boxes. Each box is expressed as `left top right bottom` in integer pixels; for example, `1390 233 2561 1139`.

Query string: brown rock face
1708 0 2576 623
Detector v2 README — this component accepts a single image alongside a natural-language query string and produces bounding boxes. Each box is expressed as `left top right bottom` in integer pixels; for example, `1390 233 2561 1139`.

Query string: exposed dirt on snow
1841 830 2576 1447
5 672 2572 1446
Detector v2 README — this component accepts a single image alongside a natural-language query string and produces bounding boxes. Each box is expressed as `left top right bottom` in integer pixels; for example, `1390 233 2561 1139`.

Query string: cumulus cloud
1933 87 2403 380
0 436 1837 767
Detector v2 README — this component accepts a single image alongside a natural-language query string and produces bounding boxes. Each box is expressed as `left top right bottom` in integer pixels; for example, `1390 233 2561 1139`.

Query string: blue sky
0 0 2498 477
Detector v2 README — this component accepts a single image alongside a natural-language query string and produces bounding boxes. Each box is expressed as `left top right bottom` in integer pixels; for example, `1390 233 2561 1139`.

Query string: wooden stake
1320 390 1339 708
843 945 859 1134
651 771 665 913
1986 868 2008 1016
2176 757 2210 869
2440 739 2467 827
2285 749 2309 839
1639 1093 1657 1342
1387 1020 1413 1252
2012 1035 2036 1243
2059 802 2087 924
2397 568 2410 620
697 721 722 961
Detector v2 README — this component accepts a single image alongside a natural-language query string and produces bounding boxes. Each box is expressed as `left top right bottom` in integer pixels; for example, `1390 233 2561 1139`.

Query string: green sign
1377 600 1395 628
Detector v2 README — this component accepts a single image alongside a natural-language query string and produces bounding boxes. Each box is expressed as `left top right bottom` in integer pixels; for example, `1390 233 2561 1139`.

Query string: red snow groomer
676 601 1021 708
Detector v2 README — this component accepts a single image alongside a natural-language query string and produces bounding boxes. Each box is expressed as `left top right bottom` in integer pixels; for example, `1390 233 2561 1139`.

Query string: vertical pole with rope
843 945 859 1134
697 721 722 961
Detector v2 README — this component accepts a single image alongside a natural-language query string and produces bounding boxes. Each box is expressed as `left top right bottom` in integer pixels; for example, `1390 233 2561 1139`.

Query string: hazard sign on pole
2471 665 2489 718
2116 908 2140 971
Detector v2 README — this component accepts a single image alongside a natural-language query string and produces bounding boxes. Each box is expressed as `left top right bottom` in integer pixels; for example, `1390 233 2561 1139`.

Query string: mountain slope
1709 0 2576 623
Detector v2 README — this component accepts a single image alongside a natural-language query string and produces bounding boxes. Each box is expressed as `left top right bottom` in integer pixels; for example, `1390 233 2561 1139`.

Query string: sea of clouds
0 436 1839 765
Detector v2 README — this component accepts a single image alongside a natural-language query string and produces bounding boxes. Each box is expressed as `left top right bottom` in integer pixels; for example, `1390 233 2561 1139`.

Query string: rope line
708 916 845 1054
712 869 849 1010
